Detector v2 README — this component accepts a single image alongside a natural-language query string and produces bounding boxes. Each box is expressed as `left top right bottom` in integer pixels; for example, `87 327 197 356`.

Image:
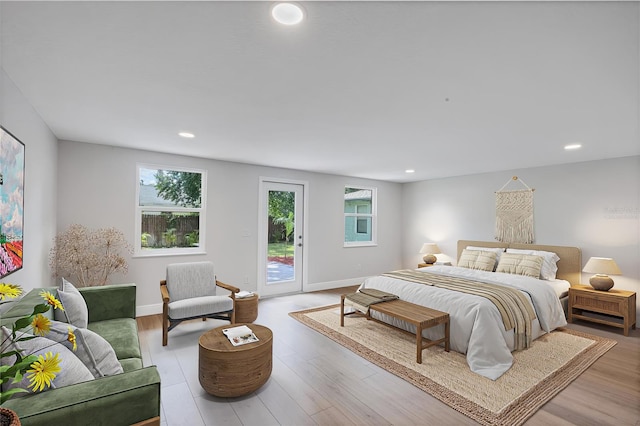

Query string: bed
359 240 581 380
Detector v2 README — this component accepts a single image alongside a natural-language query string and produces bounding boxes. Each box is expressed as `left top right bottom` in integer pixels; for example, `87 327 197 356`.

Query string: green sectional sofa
0 284 161 426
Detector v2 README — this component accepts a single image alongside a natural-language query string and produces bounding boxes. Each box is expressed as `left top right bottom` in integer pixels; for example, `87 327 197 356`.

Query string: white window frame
134 163 207 257
343 185 377 247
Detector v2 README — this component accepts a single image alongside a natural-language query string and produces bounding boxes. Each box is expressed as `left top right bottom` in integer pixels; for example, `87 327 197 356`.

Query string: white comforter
359 265 568 380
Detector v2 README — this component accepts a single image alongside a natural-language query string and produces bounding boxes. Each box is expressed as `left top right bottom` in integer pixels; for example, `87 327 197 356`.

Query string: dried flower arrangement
49 225 132 287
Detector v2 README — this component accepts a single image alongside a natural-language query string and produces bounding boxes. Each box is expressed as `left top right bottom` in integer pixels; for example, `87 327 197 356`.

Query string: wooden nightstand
568 284 636 336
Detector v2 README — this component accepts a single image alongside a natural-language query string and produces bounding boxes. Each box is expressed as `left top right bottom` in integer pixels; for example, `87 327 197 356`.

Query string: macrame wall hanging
495 176 535 244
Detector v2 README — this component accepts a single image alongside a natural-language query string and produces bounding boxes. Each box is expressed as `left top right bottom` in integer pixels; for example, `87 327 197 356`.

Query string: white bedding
359 265 567 380
547 278 571 298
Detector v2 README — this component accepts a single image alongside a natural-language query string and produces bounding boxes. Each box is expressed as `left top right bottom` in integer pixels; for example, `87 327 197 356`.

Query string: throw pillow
495 253 544 278
465 246 506 270
506 248 560 280
55 278 89 328
46 321 123 378
457 249 498 272
0 326 94 396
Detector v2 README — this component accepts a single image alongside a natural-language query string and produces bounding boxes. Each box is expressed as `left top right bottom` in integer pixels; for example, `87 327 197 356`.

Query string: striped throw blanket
381 269 537 350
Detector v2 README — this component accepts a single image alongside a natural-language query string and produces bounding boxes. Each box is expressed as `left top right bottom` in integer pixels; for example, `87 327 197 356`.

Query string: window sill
343 243 378 248
133 249 207 258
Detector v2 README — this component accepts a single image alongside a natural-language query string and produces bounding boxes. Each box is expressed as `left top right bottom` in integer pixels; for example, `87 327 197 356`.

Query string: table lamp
419 243 441 264
582 257 621 291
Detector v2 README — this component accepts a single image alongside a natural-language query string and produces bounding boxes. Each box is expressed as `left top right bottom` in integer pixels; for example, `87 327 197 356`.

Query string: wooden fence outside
141 214 199 247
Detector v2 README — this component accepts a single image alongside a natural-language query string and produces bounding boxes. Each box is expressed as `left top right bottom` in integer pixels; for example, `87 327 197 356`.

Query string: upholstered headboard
457 240 582 286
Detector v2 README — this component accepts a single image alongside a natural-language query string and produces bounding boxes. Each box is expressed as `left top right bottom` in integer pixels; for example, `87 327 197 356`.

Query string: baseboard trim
137 303 162 317
136 277 365 316
303 277 366 293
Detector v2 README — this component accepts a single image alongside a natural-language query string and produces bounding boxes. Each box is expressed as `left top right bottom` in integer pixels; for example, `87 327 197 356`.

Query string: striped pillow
496 253 544 278
458 249 498 272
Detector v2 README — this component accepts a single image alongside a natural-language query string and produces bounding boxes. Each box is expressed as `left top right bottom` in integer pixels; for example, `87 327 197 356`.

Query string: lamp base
422 254 437 264
589 274 614 291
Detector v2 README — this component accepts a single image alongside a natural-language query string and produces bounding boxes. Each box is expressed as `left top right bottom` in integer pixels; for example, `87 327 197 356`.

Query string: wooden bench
340 294 450 364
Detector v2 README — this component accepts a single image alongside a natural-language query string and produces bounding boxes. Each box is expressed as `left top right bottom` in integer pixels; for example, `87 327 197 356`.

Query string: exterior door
258 179 306 297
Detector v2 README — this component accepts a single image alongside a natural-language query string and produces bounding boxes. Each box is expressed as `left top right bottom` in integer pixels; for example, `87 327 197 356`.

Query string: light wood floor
137 287 640 426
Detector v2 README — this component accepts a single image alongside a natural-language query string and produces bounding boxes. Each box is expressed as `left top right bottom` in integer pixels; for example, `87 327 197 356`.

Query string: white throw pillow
506 248 560 280
55 278 89 328
46 321 123 378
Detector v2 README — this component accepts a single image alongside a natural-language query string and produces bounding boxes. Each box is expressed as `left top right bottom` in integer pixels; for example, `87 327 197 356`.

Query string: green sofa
0 284 161 426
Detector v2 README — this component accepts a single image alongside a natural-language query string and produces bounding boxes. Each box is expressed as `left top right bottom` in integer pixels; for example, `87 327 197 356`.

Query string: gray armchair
160 261 240 346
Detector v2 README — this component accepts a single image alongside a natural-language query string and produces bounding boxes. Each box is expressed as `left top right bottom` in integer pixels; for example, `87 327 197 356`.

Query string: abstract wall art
0 127 25 278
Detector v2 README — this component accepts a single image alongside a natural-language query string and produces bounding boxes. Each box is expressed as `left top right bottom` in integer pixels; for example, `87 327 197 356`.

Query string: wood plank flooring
137 287 640 426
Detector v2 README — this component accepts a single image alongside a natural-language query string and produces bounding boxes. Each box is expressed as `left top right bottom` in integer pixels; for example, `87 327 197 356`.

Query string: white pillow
465 246 506 270
0 326 94 396
458 249 498 272
46 321 123 378
55 278 89 328
496 253 544 278
506 248 560 280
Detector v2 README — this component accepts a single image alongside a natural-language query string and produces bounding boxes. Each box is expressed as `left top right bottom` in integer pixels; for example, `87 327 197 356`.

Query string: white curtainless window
135 164 206 256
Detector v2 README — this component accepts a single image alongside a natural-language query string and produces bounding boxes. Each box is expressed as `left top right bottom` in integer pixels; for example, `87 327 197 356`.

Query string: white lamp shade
582 257 621 275
419 243 441 254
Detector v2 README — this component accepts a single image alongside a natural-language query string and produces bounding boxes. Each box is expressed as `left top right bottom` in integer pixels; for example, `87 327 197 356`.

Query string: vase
0 408 21 426
589 274 614 291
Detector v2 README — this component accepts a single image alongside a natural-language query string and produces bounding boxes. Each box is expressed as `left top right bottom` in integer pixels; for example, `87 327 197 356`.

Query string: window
344 186 376 246
135 164 206 256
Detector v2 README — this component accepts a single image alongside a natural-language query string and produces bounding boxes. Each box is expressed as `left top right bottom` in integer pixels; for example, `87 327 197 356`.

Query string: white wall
0 69 58 290
402 156 640 310
56 141 403 313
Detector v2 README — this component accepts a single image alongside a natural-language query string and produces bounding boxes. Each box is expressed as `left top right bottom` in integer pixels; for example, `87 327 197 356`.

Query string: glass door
258 180 304 296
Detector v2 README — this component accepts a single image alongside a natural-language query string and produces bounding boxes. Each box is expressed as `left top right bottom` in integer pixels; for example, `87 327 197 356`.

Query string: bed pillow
466 246 506 270
0 326 94 396
46 321 123 378
496 253 544 278
457 249 498 272
506 248 560 280
55 278 89 328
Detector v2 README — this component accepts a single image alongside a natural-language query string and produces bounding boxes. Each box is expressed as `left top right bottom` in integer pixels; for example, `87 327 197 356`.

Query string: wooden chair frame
160 279 240 346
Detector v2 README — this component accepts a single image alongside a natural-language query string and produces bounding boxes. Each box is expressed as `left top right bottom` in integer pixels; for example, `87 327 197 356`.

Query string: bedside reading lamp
419 243 441 264
582 257 621 291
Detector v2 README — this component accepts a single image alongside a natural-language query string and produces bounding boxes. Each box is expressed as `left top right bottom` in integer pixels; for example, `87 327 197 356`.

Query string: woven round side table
198 323 272 397
234 293 259 323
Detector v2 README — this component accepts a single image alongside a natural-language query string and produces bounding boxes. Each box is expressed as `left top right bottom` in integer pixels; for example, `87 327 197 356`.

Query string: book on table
236 290 254 299
222 325 259 346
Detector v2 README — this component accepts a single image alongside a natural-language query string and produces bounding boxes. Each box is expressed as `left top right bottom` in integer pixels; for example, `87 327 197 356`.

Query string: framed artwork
0 126 25 278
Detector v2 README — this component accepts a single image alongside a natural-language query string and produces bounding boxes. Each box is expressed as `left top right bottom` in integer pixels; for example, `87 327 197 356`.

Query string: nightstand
568 284 636 336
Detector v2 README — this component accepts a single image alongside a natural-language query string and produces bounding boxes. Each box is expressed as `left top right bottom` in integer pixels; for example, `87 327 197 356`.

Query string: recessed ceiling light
564 144 582 150
178 132 195 138
271 3 304 25
405 169 415 174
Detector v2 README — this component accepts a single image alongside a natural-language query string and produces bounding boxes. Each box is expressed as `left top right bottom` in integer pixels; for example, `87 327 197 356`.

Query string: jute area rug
290 305 616 426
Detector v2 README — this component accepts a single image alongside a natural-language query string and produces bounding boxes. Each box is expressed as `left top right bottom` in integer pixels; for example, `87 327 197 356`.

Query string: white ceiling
2 1 638 182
